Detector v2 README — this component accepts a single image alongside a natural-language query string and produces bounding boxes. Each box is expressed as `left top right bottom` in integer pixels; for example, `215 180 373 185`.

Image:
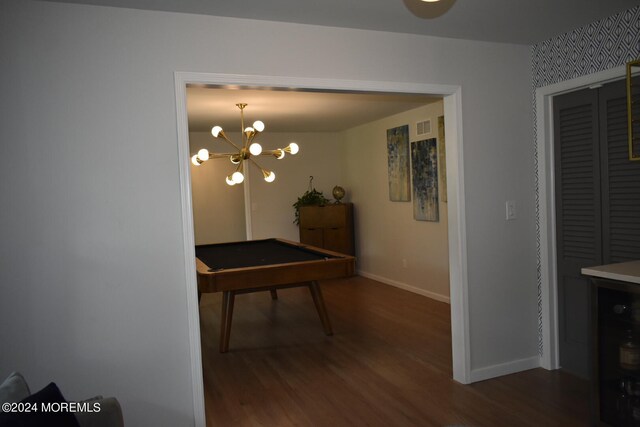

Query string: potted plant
293 177 330 225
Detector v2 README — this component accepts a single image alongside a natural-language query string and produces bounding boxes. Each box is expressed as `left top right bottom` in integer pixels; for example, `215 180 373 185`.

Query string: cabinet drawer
300 227 324 248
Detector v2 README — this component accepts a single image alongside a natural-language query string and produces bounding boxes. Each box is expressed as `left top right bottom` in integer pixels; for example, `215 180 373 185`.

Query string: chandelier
191 103 299 185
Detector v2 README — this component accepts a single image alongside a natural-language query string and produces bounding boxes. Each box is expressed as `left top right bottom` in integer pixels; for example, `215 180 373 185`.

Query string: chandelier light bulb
276 149 285 160
191 155 201 166
249 143 263 156
421 0 440 2
264 171 276 183
230 155 241 165
287 142 299 155
244 127 254 134
211 126 223 138
253 120 265 132
225 176 235 186
232 171 244 184
197 148 209 162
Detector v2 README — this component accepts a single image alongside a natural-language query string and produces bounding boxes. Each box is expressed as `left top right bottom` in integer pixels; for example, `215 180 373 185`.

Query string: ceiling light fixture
191 103 299 185
404 0 456 19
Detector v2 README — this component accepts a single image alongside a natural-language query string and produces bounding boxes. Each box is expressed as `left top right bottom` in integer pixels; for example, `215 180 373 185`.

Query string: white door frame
536 65 626 370
174 72 470 426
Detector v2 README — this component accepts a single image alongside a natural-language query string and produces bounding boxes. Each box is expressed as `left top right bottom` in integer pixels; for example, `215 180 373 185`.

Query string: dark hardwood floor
199 276 589 426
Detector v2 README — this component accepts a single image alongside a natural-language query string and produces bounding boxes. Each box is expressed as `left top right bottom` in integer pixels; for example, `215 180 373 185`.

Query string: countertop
581 260 640 284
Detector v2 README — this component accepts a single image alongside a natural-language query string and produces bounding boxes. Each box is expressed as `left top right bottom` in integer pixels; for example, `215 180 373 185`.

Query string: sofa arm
74 396 124 427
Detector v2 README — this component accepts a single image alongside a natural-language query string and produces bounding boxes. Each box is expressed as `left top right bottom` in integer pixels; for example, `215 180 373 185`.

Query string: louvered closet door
554 79 640 379
600 79 640 264
554 87 602 379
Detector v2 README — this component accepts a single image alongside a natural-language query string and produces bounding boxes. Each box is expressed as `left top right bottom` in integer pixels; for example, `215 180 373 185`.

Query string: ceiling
186 87 439 133
42 0 639 45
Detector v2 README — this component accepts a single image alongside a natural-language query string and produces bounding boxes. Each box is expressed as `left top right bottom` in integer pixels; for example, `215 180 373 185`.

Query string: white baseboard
357 270 451 304
469 356 541 383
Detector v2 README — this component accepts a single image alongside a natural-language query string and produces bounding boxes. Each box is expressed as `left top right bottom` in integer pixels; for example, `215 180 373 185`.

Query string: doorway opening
174 73 468 426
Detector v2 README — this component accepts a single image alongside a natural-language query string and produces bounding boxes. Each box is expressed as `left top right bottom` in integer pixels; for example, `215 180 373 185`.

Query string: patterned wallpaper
531 6 640 356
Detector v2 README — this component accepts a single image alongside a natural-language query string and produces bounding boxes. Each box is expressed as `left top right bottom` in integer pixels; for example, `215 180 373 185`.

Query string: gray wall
0 0 536 424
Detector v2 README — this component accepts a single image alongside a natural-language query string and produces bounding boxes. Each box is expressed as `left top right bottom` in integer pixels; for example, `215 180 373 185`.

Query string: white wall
248 132 345 241
189 132 246 244
0 0 536 424
345 103 450 301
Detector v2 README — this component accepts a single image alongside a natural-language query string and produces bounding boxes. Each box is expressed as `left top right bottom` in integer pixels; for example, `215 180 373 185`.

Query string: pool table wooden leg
308 281 333 336
270 289 278 300
220 291 236 353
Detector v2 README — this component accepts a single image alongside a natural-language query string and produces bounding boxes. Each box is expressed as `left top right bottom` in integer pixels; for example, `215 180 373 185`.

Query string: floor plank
199 276 589 426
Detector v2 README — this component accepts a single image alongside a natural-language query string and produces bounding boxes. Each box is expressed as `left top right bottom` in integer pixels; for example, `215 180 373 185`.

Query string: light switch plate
506 200 517 220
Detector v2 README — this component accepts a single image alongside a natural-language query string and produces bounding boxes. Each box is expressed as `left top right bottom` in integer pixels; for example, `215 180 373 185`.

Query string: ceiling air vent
416 119 431 136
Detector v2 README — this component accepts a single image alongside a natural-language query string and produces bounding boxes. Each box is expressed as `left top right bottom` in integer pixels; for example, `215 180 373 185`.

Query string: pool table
195 238 355 352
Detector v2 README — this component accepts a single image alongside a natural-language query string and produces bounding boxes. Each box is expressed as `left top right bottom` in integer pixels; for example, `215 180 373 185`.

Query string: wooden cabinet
590 278 640 426
299 204 354 256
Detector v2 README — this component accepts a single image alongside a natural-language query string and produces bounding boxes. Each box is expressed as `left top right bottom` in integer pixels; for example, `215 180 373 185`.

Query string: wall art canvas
438 115 447 202
411 138 439 221
387 125 411 201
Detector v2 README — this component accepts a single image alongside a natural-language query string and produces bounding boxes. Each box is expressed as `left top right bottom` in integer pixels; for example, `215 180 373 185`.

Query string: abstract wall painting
411 138 439 221
387 125 411 202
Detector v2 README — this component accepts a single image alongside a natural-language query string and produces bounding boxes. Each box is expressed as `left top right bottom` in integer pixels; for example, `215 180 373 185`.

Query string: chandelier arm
218 132 242 151
261 149 285 159
209 152 237 159
260 149 282 156
248 157 276 182
246 132 258 146
247 156 266 171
